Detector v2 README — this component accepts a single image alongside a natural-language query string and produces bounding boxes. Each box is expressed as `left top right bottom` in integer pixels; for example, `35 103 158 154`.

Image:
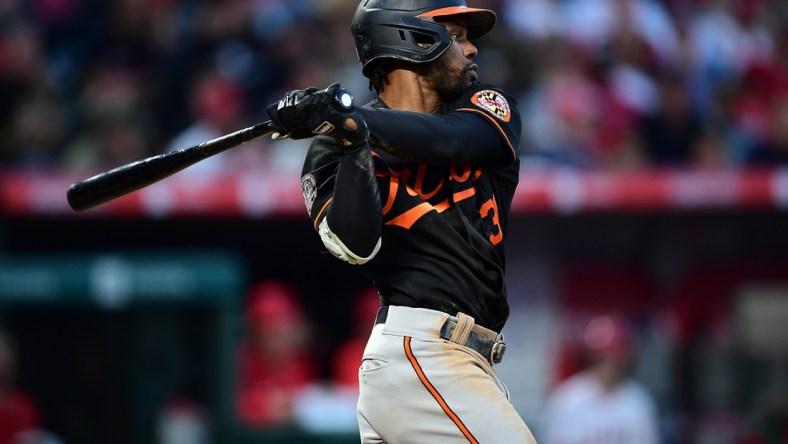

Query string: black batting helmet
351 0 497 77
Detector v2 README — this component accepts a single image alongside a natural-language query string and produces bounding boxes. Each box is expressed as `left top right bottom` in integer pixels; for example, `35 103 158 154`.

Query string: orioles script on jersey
371 156 503 246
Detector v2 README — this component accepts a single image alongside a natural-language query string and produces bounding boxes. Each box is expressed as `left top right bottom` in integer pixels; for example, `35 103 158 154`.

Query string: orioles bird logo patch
471 90 511 122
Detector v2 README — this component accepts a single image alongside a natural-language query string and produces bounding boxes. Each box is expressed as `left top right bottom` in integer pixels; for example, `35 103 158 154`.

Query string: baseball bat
66 121 273 211
67 87 356 212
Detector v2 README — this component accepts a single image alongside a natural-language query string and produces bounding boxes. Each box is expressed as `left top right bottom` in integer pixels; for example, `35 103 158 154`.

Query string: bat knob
334 89 354 112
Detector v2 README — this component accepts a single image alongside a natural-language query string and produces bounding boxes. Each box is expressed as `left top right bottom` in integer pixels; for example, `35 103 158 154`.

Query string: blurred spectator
60 62 154 172
504 0 561 42
0 22 52 117
686 0 774 117
192 0 254 44
12 430 64 444
3 90 66 170
62 117 152 173
746 95 788 165
561 0 680 67
0 328 42 444
638 73 704 166
169 69 246 149
329 286 380 393
540 314 660 444
165 68 267 176
156 398 209 444
291 286 380 434
234 279 317 429
690 128 731 169
520 41 605 166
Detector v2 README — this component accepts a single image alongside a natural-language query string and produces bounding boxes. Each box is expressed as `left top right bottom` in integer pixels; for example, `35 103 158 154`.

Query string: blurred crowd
234 280 378 435
505 0 788 168
1 0 787 174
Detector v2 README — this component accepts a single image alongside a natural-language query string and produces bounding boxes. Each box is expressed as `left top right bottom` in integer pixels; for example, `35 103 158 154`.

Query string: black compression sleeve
356 107 511 166
325 141 382 258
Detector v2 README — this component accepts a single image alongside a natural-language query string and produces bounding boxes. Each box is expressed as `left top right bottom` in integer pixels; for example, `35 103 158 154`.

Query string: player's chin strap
449 313 475 346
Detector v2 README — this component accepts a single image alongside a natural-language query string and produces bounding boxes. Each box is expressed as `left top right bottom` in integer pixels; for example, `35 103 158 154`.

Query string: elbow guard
318 218 381 265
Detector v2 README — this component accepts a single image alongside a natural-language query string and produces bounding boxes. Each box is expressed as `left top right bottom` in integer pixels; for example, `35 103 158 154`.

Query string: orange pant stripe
403 336 479 444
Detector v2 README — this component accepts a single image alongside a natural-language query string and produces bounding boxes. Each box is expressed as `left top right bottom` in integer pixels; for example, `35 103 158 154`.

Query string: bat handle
334 89 354 112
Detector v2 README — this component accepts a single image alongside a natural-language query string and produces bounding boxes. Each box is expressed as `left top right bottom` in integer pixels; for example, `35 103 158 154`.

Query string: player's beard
421 54 474 102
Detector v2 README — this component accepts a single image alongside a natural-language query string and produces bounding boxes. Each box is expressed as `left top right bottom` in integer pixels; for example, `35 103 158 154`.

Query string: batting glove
266 87 321 140
267 83 369 148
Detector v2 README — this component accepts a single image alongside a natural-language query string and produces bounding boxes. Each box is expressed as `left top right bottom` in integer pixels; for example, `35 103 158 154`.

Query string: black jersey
301 83 520 331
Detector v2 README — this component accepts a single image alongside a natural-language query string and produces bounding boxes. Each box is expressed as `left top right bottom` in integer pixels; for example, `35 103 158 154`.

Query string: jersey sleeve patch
301 173 317 217
471 90 511 122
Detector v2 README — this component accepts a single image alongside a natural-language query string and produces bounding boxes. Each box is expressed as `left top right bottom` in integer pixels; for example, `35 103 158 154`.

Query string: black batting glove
301 83 370 148
328 110 370 149
308 110 369 151
266 87 320 140
267 83 369 148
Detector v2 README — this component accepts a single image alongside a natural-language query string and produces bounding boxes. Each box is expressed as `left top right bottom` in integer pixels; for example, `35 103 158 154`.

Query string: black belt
375 306 507 364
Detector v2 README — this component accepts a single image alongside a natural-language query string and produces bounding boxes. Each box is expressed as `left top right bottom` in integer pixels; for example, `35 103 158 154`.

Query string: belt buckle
490 334 506 364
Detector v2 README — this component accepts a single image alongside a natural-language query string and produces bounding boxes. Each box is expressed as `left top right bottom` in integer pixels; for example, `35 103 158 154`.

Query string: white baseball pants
356 306 537 443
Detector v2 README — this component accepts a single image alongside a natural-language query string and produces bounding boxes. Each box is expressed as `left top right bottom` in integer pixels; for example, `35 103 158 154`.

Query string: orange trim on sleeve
312 197 332 230
403 336 479 444
455 107 516 162
385 202 434 229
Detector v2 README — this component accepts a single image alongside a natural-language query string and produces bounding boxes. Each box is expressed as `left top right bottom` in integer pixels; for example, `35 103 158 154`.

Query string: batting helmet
351 0 497 77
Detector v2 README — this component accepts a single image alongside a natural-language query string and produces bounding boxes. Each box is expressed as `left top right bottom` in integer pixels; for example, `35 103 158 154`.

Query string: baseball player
266 1 535 442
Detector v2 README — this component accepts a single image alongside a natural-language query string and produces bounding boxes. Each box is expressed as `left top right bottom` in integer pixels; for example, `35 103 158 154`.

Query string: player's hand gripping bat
66 88 355 212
